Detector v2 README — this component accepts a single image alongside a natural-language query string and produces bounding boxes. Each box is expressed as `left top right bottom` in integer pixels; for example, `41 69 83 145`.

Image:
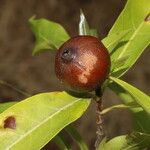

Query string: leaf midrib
117 22 144 60
7 99 82 149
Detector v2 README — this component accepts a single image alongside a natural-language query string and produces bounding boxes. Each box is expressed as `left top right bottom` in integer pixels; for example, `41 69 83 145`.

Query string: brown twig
0 80 30 97
94 88 105 149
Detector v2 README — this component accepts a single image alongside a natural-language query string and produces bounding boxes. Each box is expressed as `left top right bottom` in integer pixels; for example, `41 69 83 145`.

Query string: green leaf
108 0 150 77
53 134 71 150
89 29 98 37
99 132 150 150
0 102 17 113
98 135 130 150
133 109 150 134
109 77 150 115
0 102 71 150
108 80 150 133
111 55 130 72
79 10 98 37
108 81 142 112
0 102 72 150
0 91 90 150
97 137 107 149
65 125 89 150
102 30 130 53
29 17 70 55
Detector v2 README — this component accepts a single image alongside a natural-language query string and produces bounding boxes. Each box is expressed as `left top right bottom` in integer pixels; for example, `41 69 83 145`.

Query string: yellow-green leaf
29 17 70 55
110 77 150 115
0 92 90 150
108 0 150 77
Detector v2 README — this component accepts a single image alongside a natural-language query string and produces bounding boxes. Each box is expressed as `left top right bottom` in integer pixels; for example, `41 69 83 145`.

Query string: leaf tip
79 9 86 23
32 49 38 56
80 8 84 15
29 15 36 24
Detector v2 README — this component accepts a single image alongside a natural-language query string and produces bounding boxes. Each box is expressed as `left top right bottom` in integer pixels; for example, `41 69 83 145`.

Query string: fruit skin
55 35 110 93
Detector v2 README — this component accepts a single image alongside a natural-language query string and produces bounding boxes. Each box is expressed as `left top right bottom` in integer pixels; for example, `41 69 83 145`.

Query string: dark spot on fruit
4 116 16 129
145 13 150 22
61 48 76 63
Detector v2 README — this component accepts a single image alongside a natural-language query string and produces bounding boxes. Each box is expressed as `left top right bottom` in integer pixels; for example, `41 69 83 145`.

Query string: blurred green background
0 0 149 149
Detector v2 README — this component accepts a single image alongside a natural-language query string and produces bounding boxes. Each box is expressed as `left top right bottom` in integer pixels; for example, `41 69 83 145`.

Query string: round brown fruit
55 36 110 93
